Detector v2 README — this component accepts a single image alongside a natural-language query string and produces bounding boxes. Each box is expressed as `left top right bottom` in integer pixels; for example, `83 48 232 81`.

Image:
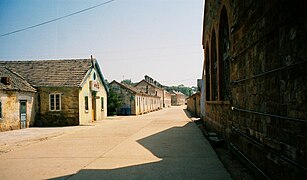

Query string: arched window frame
218 6 231 101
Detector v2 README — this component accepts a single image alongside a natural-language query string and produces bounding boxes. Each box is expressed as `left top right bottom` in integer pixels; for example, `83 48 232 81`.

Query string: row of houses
109 75 186 115
0 58 108 131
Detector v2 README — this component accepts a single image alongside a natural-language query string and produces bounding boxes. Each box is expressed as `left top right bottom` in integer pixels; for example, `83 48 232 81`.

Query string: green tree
107 82 123 115
121 79 135 86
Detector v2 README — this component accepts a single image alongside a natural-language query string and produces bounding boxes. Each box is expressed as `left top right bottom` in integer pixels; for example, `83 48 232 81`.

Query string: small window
93 72 96 80
85 96 89 111
0 101 2 118
101 97 104 110
50 94 61 111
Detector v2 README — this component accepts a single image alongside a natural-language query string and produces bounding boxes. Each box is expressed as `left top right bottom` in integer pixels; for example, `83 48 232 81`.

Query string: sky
0 0 204 87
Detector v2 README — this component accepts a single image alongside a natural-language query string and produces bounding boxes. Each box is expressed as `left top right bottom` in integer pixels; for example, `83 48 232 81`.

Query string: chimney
1 77 11 85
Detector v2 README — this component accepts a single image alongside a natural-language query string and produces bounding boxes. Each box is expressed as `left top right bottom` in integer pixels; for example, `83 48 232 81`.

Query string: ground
0 106 231 179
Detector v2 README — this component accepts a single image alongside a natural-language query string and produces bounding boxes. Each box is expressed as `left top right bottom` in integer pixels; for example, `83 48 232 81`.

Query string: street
0 106 231 180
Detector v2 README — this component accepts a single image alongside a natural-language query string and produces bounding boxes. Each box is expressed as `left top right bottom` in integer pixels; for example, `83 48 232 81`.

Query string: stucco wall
0 91 35 131
79 68 108 124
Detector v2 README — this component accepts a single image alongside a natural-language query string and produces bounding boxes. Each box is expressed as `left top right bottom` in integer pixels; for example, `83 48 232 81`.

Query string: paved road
0 106 231 180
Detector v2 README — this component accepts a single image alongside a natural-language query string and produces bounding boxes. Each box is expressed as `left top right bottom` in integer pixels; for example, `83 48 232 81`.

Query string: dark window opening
211 29 218 101
205 45 211 101
85 96 89 111
219 6 231 100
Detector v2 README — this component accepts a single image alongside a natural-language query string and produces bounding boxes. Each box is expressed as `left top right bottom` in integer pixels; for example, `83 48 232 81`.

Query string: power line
0 0 116 38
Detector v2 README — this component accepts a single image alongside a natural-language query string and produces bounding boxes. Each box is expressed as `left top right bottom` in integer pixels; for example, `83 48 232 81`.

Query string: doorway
92 92 96 122
20 100 27 129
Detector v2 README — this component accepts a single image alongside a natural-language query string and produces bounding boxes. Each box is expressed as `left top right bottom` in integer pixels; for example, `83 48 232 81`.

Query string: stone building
134 75 164 109
171 91 186 106
109 80 160 115
186 92 200 117
163 90 171 108
202 0 307 179
0 67 36 131
0 58 108 126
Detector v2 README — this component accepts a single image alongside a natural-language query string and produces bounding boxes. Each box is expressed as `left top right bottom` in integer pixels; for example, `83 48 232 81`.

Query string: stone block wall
202 0 307 179
35 87 79 126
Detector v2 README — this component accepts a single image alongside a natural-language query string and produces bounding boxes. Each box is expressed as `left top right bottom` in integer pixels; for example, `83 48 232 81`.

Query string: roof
0 67 36 92
110 80 139 94
0 59 99 88
134 79 163 90
110 80 160 98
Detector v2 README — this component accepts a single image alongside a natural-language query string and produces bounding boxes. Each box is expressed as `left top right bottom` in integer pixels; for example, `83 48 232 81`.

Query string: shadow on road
51 121 230 180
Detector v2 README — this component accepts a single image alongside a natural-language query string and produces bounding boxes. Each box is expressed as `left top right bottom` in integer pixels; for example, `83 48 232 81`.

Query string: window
85 96 89 111
101 97 104 110
0 101 2 118
211 29 218 100
93 72 96 80
219 6 231 100
205 45 211 101
50 94 61 111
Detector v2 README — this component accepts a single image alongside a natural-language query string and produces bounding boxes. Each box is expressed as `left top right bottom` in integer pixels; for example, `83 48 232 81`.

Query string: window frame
49 93 61 111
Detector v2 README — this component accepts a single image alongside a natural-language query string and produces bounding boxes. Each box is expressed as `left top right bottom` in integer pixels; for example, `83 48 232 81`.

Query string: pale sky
0 0 204 87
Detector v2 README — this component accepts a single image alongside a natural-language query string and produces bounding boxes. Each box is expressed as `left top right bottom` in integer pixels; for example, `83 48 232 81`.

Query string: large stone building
0 58 108 127
109 80 160 115
0 67 36 131
201 0 307 179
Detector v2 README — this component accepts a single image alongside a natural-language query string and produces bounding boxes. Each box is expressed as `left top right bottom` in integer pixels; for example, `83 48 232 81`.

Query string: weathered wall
0 91 35 131
163 91 171 108
36 87 79 126
202 0 307 179
135 81 163 108
186 93 201 117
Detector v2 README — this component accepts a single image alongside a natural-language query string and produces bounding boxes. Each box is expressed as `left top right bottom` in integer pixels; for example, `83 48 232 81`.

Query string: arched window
205 45 210 101
211 29 218 101
219 6 230 100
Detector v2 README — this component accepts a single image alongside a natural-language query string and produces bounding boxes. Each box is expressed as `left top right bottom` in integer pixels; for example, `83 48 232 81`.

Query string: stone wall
186 93 201 117
35 87 79 126
0 91 35 131
202 0 307 179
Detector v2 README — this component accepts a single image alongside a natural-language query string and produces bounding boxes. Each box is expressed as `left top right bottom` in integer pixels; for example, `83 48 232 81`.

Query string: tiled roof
0 59 93 87
0 67 36 92
110 80 139 94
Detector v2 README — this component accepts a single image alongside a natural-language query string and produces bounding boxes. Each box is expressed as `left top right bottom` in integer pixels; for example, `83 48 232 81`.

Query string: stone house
0 67 36 131
0 58 108 126
134 75 164 109
109 80 160 115
186 92 200 117
171 91 186 106
202 0 307 179
163 90 171 108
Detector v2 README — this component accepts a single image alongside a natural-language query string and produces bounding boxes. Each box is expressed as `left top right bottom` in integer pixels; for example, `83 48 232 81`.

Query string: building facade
134 76 165 109
109 80 160 115
186 92 200 117
202 0 307 179
0 58 108 126
171 91 186 106
0 67 36 131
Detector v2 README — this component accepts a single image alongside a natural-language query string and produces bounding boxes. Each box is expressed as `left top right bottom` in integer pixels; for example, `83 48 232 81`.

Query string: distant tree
121 79 135 86
107 81 122 116
165 84 193 96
